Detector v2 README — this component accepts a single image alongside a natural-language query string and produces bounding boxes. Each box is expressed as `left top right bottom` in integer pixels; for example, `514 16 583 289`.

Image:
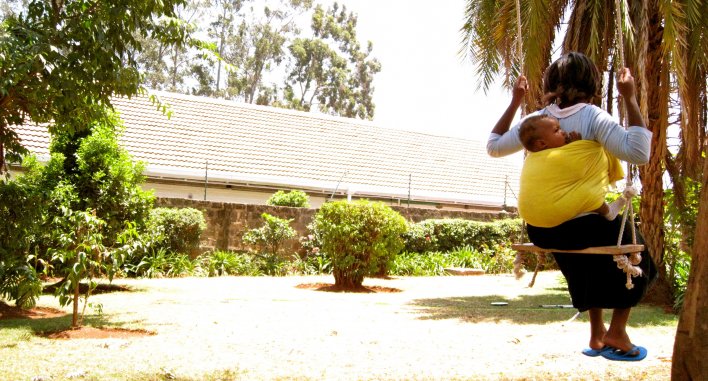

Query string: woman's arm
487 76 527 157
588 69 651 164
491 76 527 135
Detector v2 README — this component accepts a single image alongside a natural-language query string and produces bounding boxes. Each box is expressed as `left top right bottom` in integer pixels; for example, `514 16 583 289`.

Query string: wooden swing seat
512 243 644 255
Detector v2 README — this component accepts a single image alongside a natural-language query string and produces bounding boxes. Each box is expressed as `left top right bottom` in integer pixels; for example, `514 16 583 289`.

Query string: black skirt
527 214 657 311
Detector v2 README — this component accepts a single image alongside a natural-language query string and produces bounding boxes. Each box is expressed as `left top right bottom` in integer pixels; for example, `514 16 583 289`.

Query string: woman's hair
519 115 554 152
542 52 602 106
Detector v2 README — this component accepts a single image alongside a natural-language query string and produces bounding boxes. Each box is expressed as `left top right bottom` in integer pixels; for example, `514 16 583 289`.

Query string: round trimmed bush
314 200 407 289
266 190 310 207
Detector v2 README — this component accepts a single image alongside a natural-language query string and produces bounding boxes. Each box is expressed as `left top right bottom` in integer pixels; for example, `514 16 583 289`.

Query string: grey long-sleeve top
487 103 652 164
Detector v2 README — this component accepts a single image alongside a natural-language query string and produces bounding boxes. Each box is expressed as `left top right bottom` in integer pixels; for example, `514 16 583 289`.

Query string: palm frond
525 0 566 109
460 0 521 93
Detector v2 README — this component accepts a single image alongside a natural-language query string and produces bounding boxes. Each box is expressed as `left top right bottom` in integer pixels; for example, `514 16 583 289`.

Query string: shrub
403 218 523 253
145 208 206 256
314 200 407 288
401 222 436 253
243 213 296 256
0 176 45 308
266 190 310 207
50 119 155 247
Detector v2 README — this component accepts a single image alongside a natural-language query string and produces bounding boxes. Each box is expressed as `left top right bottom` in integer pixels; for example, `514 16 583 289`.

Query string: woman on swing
487 52 657 361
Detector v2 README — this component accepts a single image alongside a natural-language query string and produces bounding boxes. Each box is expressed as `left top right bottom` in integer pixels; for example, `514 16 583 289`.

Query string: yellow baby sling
518 140 624 228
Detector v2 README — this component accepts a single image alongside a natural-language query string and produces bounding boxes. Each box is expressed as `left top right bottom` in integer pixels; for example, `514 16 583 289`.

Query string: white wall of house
143 182 270 204
142 181 500 212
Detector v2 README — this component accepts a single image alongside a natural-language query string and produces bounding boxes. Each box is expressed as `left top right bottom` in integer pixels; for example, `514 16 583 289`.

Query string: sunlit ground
1 272 677 381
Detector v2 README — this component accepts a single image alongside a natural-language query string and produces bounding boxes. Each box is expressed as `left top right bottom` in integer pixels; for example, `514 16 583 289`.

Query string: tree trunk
671 157 708 380
333 269 363 290
72 280 80 328
637 0 672 306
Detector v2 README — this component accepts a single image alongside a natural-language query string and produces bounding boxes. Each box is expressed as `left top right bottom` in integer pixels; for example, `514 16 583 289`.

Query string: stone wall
156 198 516 255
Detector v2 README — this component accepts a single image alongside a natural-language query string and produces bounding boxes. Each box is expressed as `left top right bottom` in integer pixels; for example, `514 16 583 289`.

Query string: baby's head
519 115 567 152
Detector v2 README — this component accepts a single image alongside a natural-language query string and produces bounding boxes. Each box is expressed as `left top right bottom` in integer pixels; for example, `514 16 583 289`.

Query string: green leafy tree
314 200 406 289
0 112 154 308
135 1 207 93
222 0 312 103
49 191 109 328
284 3 380 119
37 115 155 250
0 0 195 172
208 0 246 94
128 1 379 119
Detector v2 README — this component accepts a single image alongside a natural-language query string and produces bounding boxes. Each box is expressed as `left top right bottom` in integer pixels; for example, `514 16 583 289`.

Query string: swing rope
515 0 526 118
512 0 644 290
611 0 643 289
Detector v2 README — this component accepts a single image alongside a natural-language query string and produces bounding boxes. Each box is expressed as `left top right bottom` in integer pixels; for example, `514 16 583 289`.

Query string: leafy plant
146 207 207 256
243 213 296 256
198 251 258 277
50 203 108 328
0 259 43 309
314 200 406 288
289 253 332 275
253 253 289 276
266 190 310 207
391 244 518 276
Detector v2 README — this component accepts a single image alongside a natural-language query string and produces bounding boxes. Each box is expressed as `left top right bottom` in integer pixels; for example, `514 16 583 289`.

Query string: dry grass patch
1 272 677 380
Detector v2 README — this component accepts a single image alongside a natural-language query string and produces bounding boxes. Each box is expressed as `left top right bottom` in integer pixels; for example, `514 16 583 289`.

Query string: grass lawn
0 271 677 380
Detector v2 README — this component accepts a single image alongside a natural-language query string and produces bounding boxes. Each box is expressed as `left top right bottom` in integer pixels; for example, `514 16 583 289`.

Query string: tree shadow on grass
42 281 134 295
409 294 576 325
409 294 678 326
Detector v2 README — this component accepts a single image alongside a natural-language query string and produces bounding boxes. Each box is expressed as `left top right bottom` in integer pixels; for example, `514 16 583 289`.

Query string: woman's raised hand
617 68 636 100
512 75 528 105
617 67 645 129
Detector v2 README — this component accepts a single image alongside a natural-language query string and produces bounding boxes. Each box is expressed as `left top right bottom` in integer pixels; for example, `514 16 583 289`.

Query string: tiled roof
15 91 522 207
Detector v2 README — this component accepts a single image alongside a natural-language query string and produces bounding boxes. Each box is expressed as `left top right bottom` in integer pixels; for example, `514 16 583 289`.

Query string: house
14 91 523 212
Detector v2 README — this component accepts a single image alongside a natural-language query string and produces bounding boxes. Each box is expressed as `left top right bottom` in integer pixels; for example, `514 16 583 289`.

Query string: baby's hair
519 115 555 152
542 51 602 106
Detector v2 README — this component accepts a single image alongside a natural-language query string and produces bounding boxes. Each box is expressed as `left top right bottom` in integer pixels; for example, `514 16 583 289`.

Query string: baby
519 115 628 221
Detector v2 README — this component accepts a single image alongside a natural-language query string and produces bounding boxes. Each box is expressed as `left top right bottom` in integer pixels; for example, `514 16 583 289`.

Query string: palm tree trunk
672 156 708 380
636 0 672 306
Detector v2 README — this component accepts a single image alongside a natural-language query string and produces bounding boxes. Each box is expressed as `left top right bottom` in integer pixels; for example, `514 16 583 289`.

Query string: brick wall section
156 198 514 255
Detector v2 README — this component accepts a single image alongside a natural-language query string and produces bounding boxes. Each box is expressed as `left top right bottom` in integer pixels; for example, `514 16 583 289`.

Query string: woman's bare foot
602 333 635 353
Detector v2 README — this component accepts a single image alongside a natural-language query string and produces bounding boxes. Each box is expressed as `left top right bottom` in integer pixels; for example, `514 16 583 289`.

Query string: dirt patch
44 326 155 340
295 282 402 293
0 302 66 320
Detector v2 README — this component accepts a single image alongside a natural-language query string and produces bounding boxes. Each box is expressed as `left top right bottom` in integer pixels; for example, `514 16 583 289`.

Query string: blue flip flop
582 346 612 357
601 345 648 361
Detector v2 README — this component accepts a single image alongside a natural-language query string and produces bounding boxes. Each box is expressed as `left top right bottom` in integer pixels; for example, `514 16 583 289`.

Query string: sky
327 0 511 142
